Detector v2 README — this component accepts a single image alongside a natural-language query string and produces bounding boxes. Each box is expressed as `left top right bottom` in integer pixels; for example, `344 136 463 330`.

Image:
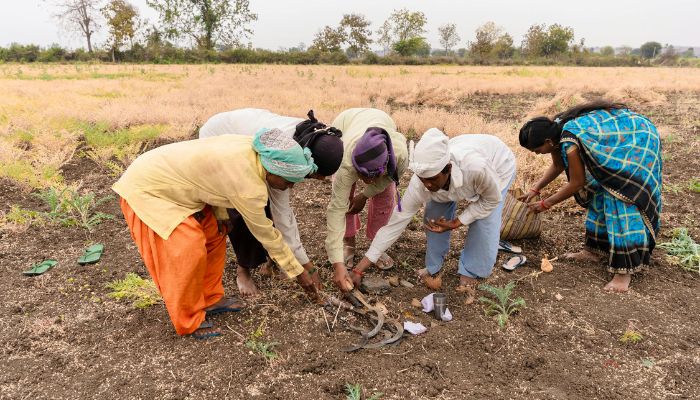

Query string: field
1 64 699 399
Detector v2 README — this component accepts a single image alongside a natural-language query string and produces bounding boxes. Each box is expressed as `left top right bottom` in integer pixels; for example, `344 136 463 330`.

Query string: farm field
1 64 699 399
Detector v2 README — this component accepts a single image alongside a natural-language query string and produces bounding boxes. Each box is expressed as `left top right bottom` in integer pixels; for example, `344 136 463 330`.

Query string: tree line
1 0 696 66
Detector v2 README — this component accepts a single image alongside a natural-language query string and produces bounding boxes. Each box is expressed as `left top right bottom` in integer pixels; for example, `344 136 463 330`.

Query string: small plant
619 329 643 345
106 273 161 309
245 323 279 362
2 205 44 226
34 186 114 231
658 228 700 273
641 358 655 368
478 281 526 329
688 178 700 193
345 383 383 400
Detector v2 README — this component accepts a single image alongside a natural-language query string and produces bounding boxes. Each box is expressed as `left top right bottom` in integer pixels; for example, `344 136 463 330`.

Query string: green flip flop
23 259 58 276
78 244 104 265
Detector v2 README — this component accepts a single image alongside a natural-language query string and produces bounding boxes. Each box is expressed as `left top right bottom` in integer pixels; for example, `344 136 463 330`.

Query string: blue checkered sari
561 109 662 273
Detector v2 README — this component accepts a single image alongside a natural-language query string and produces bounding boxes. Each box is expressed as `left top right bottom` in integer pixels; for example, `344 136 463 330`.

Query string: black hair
518 100 628 150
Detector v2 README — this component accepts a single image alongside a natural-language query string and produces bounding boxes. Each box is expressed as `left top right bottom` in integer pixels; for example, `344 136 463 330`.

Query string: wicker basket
500 188 542 240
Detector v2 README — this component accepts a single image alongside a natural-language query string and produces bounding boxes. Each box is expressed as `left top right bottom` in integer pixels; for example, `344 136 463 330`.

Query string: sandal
23 259 58 276
498 240 523 254
205 297 245 315
375 253 395 271
191 321 222 340
502 255 527 271
344 245 355 270
77 243 104 265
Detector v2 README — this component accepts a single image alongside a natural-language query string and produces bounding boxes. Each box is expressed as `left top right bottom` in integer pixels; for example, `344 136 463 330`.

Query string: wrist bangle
540 199 551 210
307 267 317 275
529 188 541 195
351 268 365 277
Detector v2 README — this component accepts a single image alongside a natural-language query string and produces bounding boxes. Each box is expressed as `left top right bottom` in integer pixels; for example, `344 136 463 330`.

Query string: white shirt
199 108 310 265
365 134 516 263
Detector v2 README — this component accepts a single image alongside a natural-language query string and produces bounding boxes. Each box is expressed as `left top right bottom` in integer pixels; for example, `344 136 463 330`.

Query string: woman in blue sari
518 101 662 292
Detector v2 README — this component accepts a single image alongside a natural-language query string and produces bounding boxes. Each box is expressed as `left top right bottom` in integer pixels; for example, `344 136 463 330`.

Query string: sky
0 0 698 50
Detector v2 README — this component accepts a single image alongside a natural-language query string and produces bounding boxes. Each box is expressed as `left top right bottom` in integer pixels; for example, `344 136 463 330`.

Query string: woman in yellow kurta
113 129 319 339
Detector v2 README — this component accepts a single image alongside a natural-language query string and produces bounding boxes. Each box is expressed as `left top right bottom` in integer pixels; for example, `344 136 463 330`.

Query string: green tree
493 33 514 59
102 0 140 61
640 41 662 59
310 26 345 53
146 0 257 50
600 46 615 57
437 23 460 55
522 23 574 58
542 24 574 56
49 0 103 53
339 13 373 57
392 36 428 57
376 19 392 55
681 47 695 58
388 8 427 42
469 21 502 59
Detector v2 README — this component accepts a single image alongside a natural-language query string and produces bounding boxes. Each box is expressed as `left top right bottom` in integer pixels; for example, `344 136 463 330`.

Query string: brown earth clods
1 93 699 400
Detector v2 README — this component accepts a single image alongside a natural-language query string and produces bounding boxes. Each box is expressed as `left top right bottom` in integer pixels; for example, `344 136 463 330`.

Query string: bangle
307 267 317 275
540 199 551 210
529 188 541 195
351 268 365 277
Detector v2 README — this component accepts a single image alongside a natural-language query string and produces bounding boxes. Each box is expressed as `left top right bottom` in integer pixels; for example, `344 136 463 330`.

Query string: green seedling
34 186 113 231
619 329 643 345
245 323 279 362
345 383 383 400
688 178 700 193
478 281 526 329
658 228 700 273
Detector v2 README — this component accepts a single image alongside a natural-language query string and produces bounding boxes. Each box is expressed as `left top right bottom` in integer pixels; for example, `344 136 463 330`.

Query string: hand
527 199 550 214
296 271 323 304
332 263 354 293
217 219 234 236
346 194 368 215
350 269 363 288
425 217 462 233
302 262 321 290
517 189 539 203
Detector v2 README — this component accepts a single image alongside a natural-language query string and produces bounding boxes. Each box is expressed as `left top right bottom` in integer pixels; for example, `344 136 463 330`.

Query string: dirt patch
1 92 699 399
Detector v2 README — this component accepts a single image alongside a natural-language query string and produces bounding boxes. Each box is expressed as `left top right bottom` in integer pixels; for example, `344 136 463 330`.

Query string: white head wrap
409 128 451 178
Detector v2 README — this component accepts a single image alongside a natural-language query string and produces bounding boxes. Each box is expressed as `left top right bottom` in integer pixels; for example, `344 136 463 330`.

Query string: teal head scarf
252 128 318 183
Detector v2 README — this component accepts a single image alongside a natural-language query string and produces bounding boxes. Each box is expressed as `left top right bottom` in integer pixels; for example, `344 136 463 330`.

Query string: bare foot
258 259 275 278
562 249 601 262
236 266 260 297
603 274 631 293
417 268 442 290
457 276 478 304
344 237 356 270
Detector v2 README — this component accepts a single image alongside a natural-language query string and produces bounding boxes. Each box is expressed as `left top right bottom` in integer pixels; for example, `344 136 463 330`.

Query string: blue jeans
424 177 513 279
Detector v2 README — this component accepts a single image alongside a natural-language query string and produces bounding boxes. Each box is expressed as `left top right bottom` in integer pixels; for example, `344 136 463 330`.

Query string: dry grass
1 64 698 189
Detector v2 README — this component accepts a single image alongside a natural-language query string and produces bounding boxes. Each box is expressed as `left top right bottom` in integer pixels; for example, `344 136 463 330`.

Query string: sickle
362 320 404 349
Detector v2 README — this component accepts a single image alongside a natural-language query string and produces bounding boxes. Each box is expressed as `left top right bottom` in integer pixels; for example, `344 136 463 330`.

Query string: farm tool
324 289 404 352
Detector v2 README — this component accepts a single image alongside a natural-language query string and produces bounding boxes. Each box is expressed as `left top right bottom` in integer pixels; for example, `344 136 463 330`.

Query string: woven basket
500 188 542 240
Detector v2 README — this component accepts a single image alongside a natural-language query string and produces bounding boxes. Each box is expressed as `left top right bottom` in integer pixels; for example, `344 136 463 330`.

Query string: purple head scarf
351 127 402 210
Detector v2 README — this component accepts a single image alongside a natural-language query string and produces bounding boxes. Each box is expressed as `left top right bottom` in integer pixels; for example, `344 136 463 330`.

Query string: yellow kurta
325 108 409 264
112 135 303 277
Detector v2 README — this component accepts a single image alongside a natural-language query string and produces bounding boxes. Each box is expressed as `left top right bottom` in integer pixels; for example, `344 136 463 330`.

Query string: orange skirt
120 198 227 335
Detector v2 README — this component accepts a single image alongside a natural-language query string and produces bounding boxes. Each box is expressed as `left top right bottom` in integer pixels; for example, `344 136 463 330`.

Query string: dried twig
321 308 331 333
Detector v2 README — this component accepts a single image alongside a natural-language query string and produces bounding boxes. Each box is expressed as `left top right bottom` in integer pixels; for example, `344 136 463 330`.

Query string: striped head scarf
253 128 318 183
